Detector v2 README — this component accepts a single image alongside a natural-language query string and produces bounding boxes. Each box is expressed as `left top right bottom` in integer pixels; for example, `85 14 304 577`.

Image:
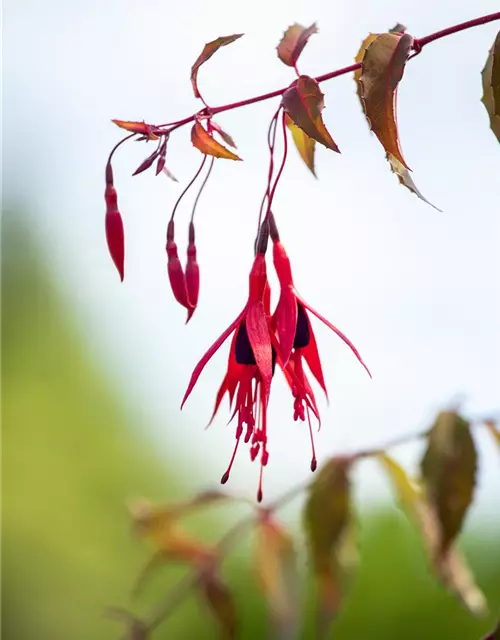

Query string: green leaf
303 456 353 636
191 34 244 99
420 411 477 555
254 516 300 640
282 76 340 152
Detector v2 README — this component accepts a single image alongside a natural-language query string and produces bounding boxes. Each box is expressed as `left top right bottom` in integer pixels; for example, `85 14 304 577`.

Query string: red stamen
306 404 317 472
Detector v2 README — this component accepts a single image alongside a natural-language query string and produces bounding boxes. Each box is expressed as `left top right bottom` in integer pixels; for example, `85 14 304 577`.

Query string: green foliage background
2 211 499 639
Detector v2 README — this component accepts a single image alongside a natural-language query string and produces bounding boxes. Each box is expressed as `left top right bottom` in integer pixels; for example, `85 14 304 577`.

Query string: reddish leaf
282 76 339 152
420 411 477 555
277 23 318 68
285 113 316 176
199 571 238 639
211 120 237 148
133 149 160 176
481 31 500 143
191 34 244 99
191 121 242 160
254 516 300 638
112 119 158 139
358 32 414 168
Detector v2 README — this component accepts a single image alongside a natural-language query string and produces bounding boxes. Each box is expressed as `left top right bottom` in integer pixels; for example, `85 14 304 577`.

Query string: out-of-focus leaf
210 121 237 148
389 23 407 34
485 420 500 449
107 608 149 639
191 34 244 99
199 571 238 639
255 516 300 639
378 451 487 617
358 32 414 168
481 31 500 143
191 122 242 160
277 23 318 68
282 76 340 152
285 113 316 176
387 153 441 210
112 120 158 139
420 411 477 555
303 456 352 636
132 149 161 176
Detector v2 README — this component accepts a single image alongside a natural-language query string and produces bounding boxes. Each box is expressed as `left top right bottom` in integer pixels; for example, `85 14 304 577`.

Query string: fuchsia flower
181 226 274 502
270 215 371 470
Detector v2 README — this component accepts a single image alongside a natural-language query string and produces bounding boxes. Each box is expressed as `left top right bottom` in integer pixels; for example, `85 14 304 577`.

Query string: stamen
220 429 242 484
257 465 264 503
306 404 317 472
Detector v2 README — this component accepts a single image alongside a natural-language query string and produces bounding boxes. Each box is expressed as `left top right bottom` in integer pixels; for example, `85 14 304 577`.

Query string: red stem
147 11 500 137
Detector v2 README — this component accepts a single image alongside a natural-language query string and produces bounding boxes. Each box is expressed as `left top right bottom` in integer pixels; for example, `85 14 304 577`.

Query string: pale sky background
3 0 500 522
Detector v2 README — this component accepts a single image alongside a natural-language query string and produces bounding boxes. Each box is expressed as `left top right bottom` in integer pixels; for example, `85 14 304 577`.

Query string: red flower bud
104 182 125 281
185 222 200 323
166 220 194 312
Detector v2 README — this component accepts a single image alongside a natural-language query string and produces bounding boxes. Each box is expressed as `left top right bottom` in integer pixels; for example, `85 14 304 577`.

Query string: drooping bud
166 220 193 312
185 222 200 323
255 219 270 255
104 166 125 281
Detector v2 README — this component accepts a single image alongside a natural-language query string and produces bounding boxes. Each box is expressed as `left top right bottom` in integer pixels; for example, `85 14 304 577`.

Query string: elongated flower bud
185 222 200 323
104 177 125 281
166 220 192 311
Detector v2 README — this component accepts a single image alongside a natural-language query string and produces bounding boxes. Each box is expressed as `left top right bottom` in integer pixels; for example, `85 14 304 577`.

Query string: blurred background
2 0 500 638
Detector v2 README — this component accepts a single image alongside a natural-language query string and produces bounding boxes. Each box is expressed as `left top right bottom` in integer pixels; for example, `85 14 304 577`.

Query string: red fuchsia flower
269 215 371 470
104 164 125 281
181 225 275 502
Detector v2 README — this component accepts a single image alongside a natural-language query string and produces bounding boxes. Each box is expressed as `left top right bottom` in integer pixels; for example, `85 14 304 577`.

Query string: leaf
112 119 158 139
481 31 500 143
191 121 242 160
199 571 238 639
358 32 414 168
277 23 318 68
485 420 500 449
354 33 378 101
282 76 340 152
107 608 149 639
303 456 352 636
210 120 237 148
285 113 316 176
379 453 487 616
420 411 477 555
387 153 441 210
191 34 244 99
255 516 300 639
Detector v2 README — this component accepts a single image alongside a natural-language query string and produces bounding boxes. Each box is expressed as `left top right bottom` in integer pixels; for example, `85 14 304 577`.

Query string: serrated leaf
303 456 352 636
420 411 477 555
112 119 158 139
282 76 340 152
191 121 242 160
255 517 300 639
277 23 318 68
199 572 238 639
481 31 500 143
354 33 378 101
191 34 244 99
358 32 414 168
387 153 441 210
285 113 316 176
211 120 237 148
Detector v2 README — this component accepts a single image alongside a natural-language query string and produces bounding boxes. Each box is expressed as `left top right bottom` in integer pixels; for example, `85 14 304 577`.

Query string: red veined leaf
282 76 339 152
420 411 477 555
112 119 158 139
277 22 318 68
191 121 242 160
481 31 500 143
191 34 244 99
210 120 237 148
358 32 414 168
285 113 316 176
